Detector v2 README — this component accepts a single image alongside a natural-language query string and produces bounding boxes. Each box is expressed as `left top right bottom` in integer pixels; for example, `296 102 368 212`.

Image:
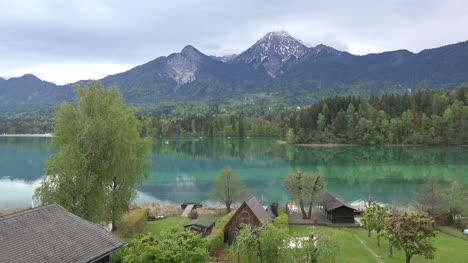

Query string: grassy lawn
289 225 468 263
143 216 191 236
350 227 468 263
436 226 468 241
289 225 377 263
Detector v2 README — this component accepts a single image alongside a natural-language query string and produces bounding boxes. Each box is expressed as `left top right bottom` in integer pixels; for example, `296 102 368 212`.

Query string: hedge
116 208 148 238
273 208 288 229
206 210 236 250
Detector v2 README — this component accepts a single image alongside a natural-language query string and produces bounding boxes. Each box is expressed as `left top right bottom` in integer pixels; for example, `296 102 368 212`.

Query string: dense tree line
280 86 468 145
140 113 280 138
2 86 467 145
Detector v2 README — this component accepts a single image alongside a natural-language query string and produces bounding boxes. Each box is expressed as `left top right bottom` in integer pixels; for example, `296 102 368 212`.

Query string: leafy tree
361 202 389 247
384 212 438 263
233 224 287 263
286 128 297 144
115 230 209 263
35 83 152 229
443 180 468 220
209 167 248 212
414 176 443 226
233 224 336 263
283 172 325 219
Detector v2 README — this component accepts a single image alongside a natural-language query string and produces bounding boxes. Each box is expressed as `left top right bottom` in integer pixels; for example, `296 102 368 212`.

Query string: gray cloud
1 0 467 79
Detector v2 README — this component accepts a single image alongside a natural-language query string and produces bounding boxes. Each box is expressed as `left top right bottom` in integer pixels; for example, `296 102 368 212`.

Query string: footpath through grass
289 225 468 263
289 225 377 263
349 227 468 263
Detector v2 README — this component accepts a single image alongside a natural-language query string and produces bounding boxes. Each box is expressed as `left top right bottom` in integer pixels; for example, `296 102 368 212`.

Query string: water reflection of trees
277 145 468 183
152 138 281 160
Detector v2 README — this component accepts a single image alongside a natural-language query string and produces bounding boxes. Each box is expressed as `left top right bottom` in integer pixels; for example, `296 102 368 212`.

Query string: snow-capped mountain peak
234 31 309 77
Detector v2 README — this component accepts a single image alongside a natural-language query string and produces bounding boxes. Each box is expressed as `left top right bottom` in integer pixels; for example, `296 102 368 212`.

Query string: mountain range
1 31 467 114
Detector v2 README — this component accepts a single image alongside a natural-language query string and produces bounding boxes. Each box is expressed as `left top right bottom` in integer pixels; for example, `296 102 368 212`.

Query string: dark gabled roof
321 192 356 211
244 195 272 223
184 217 215 228
0 204 126 263
225 195 272 228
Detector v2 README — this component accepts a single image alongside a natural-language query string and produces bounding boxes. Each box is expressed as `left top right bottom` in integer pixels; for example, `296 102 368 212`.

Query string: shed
320 192 356 223
224 195 272 244
0 204 126 263
184 217 215 237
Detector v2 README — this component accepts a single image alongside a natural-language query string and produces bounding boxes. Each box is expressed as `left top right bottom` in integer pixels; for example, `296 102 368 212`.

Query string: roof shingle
321 192 356 211
0 204 126 263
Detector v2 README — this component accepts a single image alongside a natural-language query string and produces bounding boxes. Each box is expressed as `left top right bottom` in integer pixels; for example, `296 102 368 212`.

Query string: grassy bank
290 225 468 263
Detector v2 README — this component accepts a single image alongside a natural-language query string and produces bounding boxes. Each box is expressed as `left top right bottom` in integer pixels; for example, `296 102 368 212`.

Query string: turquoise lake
0 136 467 210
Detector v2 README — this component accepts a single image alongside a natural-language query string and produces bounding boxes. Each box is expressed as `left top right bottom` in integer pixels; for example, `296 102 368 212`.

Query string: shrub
116 209 148 238
273 208 288 229
206 210 236 251
188 210 199 219
114 230 209 263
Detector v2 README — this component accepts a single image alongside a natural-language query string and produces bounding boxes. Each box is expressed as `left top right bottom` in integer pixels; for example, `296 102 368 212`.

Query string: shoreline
276 140 468 147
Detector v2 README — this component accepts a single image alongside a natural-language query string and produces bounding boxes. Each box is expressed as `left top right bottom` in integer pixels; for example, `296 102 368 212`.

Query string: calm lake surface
0 136 467 209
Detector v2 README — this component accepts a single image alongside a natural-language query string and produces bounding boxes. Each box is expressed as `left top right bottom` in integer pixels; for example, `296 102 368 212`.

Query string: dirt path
354 234 384 263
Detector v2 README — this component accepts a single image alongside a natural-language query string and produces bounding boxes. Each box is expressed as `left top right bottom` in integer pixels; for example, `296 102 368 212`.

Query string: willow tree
35 82 152 230
209 167 248 212
284 171 325 219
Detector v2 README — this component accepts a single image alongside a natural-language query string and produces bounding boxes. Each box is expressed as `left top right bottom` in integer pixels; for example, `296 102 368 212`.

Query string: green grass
351 227 468 263
436 226 468 241
289 225 377 263
143 216 191 236
289 225 468 263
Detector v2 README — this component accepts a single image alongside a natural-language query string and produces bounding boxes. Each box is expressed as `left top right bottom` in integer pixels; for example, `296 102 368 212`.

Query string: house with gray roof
320 192 356 223
184 217 215 237
0 204 126 263
224 194 272 244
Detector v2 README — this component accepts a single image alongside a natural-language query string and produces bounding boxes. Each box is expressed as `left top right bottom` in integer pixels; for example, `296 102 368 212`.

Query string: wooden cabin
320 192 356 224
224 195 272 244
0 204 126 263
184 218 215 237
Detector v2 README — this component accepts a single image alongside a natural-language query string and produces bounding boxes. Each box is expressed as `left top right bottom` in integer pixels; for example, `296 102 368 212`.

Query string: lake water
0 136 467 210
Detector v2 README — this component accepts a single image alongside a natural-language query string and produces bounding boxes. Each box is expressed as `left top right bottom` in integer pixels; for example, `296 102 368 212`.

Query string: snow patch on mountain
234 31 309 77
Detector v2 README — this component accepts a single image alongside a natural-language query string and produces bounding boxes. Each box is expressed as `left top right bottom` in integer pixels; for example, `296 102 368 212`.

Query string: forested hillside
280 86 468 145
2 87 467 145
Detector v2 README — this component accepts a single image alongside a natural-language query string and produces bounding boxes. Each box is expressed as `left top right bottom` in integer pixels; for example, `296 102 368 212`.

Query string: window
240 212 250 223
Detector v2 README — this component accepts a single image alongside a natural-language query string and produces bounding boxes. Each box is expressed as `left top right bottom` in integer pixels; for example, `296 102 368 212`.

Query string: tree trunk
307 202 313 219
388 242 393 258
405 252 412 263
368 229 371 237
112 217 117 231
299 198 307 219
377 233 380 247
226 203 231 213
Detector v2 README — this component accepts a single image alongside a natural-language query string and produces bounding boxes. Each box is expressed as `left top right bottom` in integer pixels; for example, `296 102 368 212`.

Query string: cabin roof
184 217 215 228
225 195 272 228
321 192 356 211
0 204 126 263
244 195 272 223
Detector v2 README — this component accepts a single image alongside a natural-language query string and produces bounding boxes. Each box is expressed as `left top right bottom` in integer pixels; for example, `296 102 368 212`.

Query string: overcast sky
1 0 467 85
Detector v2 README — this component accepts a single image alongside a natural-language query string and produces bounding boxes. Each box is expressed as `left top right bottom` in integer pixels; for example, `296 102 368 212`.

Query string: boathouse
0 204 126 263
320 192 356 223
184 217 215 237
225 195 272 244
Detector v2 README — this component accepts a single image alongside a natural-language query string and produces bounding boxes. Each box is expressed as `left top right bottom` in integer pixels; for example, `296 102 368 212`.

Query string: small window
240 212 250 223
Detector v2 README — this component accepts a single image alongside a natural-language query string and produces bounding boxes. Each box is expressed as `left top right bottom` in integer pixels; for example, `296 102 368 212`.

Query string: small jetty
181 202 203 217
